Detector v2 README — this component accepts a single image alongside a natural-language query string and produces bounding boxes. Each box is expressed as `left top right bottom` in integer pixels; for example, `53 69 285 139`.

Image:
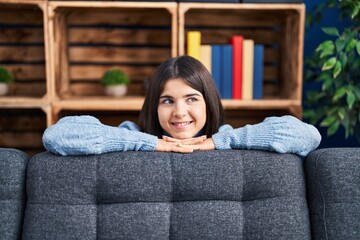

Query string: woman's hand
155 139 194 153
160 135 216 151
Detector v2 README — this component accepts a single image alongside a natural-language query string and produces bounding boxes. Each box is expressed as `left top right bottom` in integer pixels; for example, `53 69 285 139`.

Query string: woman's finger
156 139 193 153
162 136 178 142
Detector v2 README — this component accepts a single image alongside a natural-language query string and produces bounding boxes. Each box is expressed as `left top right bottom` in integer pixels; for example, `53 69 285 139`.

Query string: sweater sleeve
212 115 321 157
42 115 158 156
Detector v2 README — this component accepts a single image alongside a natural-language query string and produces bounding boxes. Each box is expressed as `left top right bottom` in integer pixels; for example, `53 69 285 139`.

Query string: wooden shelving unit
0 1 305 155
179 3 305 118
48 1 178 123
0 0 51 155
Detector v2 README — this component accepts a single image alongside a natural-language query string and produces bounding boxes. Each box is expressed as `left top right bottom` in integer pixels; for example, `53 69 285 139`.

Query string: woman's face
157 78 207 139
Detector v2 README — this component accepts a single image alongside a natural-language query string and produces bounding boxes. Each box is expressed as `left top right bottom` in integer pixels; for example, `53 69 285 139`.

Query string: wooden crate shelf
0 0 50 102
178 3 305 113
0 107 47 156
48 1 178 100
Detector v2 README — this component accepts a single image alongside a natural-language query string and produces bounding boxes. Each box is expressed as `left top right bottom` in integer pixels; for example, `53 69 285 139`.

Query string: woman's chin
171 132 195 140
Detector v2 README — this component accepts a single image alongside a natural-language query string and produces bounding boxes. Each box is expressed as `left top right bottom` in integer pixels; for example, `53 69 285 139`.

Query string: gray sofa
1 147 359 240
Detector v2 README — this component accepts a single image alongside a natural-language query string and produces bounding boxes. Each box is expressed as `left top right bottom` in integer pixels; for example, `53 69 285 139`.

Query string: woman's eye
161 99 173 104
187 97 198 103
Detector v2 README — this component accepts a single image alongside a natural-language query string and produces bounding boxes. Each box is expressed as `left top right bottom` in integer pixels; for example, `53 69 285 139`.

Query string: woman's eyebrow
184 93 202 97
159 93 202 99
159 95 173 99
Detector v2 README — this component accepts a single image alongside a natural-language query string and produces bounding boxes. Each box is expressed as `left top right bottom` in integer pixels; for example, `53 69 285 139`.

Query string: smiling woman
157 79 207 140
43 55 322 157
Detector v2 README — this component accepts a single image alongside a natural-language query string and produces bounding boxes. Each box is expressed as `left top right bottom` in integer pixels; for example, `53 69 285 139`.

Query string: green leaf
344 116 352 138
327 121 340 136
346 39 357 53
322 57 337 70
316 40 334 53
317 72 331 82
303 110 317 122
333 60 342 78
356 41 360 55
322 77 333 91
351 4 360 19
338 107 346 120
354 86 360 98
347 91 356 109
335 39 346 52
339 52 348 67
333 87 347 101
320 116 337 127
322 27 339 36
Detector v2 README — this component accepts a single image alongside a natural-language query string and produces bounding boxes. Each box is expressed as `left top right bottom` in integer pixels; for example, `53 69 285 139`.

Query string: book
230 36 243 99
222 44 233 99
200 45 212 73
187 31 201 60
253 44 264 99
211 44 222 97
242 39 254 100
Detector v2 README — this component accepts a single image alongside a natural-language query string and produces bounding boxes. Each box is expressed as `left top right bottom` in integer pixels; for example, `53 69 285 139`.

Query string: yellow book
187 31 201 60
242 39 254 100
200 45 212 73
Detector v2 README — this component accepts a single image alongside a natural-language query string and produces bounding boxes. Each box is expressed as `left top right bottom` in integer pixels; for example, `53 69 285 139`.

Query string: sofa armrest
0 147 29 240
305 148 360 240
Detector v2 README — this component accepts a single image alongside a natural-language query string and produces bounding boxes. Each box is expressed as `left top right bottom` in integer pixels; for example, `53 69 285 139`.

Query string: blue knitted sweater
43 115 321 157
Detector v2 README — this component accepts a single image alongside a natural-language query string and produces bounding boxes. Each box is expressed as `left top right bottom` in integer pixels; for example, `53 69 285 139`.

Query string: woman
43 56 321 156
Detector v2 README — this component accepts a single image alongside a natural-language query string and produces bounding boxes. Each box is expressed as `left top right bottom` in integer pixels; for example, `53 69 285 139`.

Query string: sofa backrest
305 148 360 240
0 148 29 240
22 150 310 240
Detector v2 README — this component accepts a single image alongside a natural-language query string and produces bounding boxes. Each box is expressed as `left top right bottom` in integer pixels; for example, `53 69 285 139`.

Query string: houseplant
101 69 130 97
0 66 14 96
304 0 360 142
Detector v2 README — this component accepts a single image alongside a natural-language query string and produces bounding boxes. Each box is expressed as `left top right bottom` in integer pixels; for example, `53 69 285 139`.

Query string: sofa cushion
0 147 29 240
305 148 360 240
23 150 310 239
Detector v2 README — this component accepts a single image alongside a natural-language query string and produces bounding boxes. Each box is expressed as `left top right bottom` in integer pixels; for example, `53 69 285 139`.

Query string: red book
231 36 243 99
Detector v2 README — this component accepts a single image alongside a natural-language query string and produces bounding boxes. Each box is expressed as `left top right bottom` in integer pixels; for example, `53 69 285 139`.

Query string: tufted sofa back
0 148 29 240
22 150 310 240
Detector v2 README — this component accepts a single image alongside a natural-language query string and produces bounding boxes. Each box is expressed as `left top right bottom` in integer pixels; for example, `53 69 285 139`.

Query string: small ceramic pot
105 85 127 97
0 83 8 96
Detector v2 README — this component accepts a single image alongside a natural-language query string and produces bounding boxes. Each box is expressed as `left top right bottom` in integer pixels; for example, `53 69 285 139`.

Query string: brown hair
139 55 224 138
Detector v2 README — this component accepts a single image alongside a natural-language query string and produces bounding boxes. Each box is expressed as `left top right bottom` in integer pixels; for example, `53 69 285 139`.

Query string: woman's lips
171 121 192 129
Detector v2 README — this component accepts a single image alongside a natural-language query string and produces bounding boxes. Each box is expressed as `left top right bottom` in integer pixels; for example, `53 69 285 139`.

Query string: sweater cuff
102 126 158 152
212 124 274 151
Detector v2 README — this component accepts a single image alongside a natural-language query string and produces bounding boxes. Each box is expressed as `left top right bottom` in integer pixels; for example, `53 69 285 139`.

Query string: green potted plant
0 66 14 96
101 69 130 97
304 0 360 142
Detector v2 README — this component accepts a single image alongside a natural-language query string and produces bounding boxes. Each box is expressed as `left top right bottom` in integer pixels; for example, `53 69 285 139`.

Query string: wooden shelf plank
222 99 301 110
53 97 145 111
49 1 178 9
0 97 49 108
179 2 304 11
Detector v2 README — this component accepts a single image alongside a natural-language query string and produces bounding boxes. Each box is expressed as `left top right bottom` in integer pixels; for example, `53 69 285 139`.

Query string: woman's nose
173 102 187 117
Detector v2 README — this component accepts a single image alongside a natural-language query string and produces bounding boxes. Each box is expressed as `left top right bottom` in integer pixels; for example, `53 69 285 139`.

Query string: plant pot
0 83 9 96
104 85 127 97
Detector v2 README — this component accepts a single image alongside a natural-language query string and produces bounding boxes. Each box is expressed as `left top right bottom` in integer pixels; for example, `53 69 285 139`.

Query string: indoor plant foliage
0 66 14 95
101 69 130 97
304 0 360 142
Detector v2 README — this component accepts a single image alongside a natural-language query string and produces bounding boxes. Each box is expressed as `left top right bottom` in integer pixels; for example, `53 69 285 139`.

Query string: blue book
211 45 222 97
221 45 232 99
253 44 264 99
